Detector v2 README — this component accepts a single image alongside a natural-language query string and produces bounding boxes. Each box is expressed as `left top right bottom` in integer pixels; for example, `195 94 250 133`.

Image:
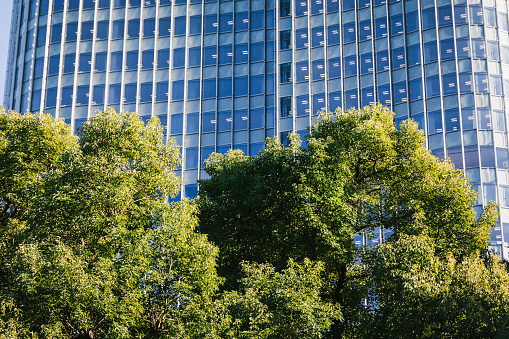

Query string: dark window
142 50 154 69
220 13 234 33
218 77 232 97
280 63 291 83
110 52 123 71
63 54 75 73
280 96 292 117
51 23 62 44
127 19 140 38
144 18 156 37
112 20 124 39
157 49 170 69
235 44 249 63
236 12 249 31
97 21 109 40
204 46 217 65
188 79 200 100
159 17 171 36
280 30 291 50
126 51 138 70
343 22 356 43
190 16 202 35
66 22 78 42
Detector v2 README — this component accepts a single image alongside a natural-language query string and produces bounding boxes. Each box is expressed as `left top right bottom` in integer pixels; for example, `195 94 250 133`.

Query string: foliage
353 234 509 338
198 104 497 337
0 109 220 338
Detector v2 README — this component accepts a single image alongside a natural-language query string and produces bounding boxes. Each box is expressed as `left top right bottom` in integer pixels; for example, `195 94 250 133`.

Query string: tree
197 105 497 338
355 234 509 338
0 109 221 338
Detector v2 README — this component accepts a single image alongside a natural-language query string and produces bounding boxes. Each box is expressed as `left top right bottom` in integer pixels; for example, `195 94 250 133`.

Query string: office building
5 0 509 256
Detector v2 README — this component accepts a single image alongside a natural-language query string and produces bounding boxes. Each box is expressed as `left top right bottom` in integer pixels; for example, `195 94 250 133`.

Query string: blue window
66 22 78 42
343 0 354 11
312 59 325 80
98 0 109 8
185 148 199 169
472 39 486 58
204 46 217 65
37 26 47 46
251 10 264 30
361 87 375 107
375 17 388 38
188 47 201 67
78 53 92 72
410 78 423 101
280 0 291 17
112 20 124 39
327 0 339 12
359 20 372 41
426 75 441 97
234 109 248 130
236 12 249 31
295 0 308 16
130 0 141 6
266 41 275 61
407 44 421 66
172 81 184 101
280 63 291 83
438 5 453 27
481 146 495 167
427 110 443 134
266 74 275 94
312 27 325 47
81 21 93 41
296 28 308 49
440 40 455 60
328 25 340 45
128 19 140 38
376 50 389 72
406 11 419 32
51 23 62 44
171 114 183 134
174 16 186 36
201 146 215 166
46 87 58 107
218 111 232 131
498 148 509 169
205 14 218 34
390 14 404 36
159 17 171 37
250 75 264 96
422 8 436 29
202 112 216 133
157 49 170 69
34 58 44 78
454 5 468 25
156 81 169 101
140 83 152 103
475 73 489 93
235 44 249 63
329 91 342 111
329 57 341 78
250 107 264 129
126 51 138 70
459 73 473 93
343 22 356 43
109 84 121 104
187 113 200 134
203 78 216 98
144 18 156 37
63 54 75 74
442 73 457 96
219 45 233 64
219 77 232 97
461 108 475 130
97 21 109 40
53 0 64 12
456 39 470 59
424 42 438 63
392 48 405 69
124 83 137 104
444 108 460 132
110 52 123 71
470 5 484 25
142 50 154 69
189 16 202 35
48 55 60 75
487 41 500 61
306 0 320 13
31 90 41 111
499 11 509 31
393 82 407 104
61 86 74 106
360 53 373 74
40 0 49 15
185 184 198 199
92 85 105 104
378 84 391 106
296 61 309 82
344 90 358 110
296 94 310 116
491 75 503 96
478 108 491 130
220 13 234 32
173 48 185 68
23 61 32 82
250 42 264 62
188 79 200 100
280 96 292 117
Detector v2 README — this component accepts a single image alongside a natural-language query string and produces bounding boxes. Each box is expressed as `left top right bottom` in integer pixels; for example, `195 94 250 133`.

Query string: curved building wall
5 0 509 257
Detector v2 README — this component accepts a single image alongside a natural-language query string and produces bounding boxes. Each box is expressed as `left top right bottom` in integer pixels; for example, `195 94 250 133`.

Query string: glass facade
5 0 509 256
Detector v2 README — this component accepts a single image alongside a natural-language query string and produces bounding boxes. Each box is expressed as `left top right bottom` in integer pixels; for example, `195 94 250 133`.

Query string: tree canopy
198 104 500 338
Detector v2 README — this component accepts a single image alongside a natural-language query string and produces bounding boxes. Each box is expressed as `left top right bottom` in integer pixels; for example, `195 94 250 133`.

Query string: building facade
5 0 509 256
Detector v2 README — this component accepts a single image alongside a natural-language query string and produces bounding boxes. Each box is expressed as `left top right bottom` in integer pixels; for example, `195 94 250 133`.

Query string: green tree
198 105 497 338
356 234 509 338
0 109 221 338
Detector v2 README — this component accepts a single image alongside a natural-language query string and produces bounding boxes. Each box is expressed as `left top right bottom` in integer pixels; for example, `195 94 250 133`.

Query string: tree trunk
331 264 347 339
